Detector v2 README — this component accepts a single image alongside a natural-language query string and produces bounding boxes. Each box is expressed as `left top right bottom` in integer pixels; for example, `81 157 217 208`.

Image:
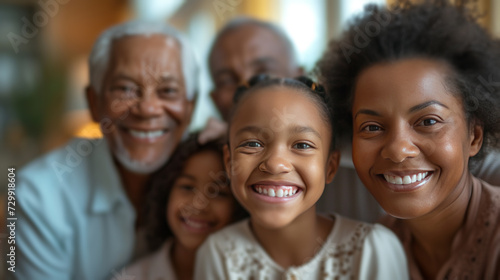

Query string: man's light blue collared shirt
13 137 136 280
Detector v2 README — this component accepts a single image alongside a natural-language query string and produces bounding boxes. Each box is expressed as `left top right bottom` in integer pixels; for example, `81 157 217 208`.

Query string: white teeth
383 172 430 185
395 176 403 184
276 189 284 197
129 129 165 139
184 219 207 229
268 189 276 197
403 176 411 184
254 186 298 198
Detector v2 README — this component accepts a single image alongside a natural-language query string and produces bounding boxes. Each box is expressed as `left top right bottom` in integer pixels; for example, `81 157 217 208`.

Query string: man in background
13 21 198 280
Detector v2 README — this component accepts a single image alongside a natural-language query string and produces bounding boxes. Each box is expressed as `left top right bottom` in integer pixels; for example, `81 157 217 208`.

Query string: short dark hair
144 133 247 251
316 0 500 163
229 74 337 150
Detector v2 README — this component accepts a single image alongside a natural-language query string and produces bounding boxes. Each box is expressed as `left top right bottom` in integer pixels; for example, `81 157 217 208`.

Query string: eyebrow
250 57 278 67
177 174 196 182
214 57 278 78
292 125 321 138
354 100 450 119
235 125 321 138
157 75 180 84
235 125 262 136
409 100 449 112
110 74 137 83
213 68 235 78
354 109 381 120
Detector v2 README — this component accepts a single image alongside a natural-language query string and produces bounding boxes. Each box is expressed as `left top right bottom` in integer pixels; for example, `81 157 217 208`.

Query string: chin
380 201 429 220
114 150 169 174
253 215 294 230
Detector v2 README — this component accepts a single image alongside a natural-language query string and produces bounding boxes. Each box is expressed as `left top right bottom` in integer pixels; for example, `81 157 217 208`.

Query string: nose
259 148 294 174
239 69 256 86
380 127 420 163
132 88 163 118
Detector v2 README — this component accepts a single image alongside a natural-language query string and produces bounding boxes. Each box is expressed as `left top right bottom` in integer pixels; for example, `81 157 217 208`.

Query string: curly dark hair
316 0 500 163
144 133 248 251
230 74 337 150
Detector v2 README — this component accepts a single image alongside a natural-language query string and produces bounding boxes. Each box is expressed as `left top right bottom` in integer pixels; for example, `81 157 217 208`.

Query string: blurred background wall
0 0 497 273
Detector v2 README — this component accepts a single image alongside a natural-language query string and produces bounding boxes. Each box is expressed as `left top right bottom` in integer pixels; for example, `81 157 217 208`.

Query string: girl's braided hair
230 74 337 150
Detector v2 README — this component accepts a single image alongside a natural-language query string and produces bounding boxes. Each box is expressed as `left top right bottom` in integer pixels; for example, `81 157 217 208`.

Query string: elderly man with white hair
13 21 198 280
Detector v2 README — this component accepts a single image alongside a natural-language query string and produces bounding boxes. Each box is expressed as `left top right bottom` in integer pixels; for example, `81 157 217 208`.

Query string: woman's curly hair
316 0 500 164
144 133 248 251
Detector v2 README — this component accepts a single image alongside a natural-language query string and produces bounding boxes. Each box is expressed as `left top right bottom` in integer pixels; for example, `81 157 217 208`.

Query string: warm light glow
75 122 102 138
131 0 185 20
280 0 326 70
340 0 386 26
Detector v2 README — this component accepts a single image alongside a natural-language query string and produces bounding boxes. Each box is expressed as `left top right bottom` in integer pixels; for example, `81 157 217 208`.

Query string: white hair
89 20 199 100
209 17 299 68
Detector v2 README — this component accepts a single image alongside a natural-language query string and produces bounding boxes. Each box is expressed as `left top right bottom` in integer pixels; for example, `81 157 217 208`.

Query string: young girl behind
317 1 500 279
195 75 409 279
122 134 247 280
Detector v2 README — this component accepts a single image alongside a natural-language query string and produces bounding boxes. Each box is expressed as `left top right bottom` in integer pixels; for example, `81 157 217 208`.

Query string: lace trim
221 223 372 279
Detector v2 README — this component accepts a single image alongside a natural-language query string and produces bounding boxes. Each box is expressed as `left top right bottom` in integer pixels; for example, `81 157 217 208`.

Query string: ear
325 150 340 184
468 121 484 157
85 86 100 123
223 144 232 180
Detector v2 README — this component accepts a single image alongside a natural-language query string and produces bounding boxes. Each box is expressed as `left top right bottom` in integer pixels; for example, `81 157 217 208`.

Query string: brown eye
365 125 381 132
421 119 438 126
293 143 311 149
110 85 139 98
160 88 177 96
242 141 262 148
178 184 195 191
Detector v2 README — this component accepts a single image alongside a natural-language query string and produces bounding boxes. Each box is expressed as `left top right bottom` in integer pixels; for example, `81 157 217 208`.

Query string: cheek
212 199 237 226
352 141 372 171
230 156 252 182
166 191 186 222
164 99 192 122
166 200 178 228
100 93 136 119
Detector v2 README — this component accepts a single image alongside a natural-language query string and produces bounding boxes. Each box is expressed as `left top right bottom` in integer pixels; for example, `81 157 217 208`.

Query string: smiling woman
316 0 500 279
352 59 479 219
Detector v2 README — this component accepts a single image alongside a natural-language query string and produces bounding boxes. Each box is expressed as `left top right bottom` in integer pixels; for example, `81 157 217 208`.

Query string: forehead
210 24 290 66
182 150 222 174
230 86 329 133
108 34 182 74
354 58 458 105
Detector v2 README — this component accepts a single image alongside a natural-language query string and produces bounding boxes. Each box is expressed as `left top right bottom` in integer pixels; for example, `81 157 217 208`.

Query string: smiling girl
317 1 500 279
194 75 408 279
121 134 246 280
